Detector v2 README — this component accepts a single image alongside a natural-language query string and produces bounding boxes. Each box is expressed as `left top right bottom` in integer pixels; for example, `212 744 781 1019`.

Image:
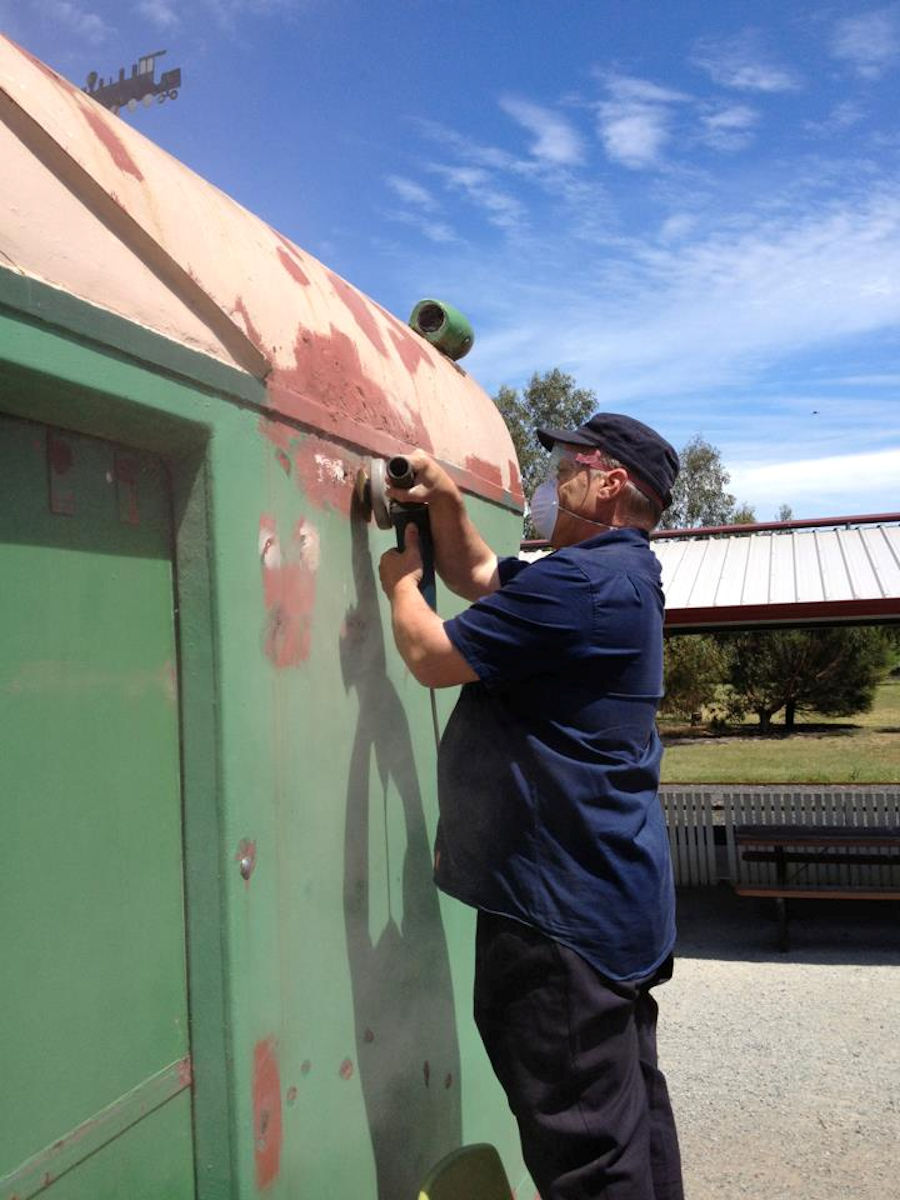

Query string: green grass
659 678 900 785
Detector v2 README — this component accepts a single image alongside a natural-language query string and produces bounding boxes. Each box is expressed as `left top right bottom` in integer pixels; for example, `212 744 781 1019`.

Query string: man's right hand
381 449 499 601
384 450 461 508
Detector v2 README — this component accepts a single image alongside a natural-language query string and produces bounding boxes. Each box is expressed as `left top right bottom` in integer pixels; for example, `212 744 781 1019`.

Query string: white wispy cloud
385 175 440 212
137 0 181 30
830 5 900 79
691 29 802 92
429 164 527 233
595 73 688 169
729 447 900 508
460 181 900 424
499 96 584 166
804 99 867 137
40 0 112 44
700 104 759 151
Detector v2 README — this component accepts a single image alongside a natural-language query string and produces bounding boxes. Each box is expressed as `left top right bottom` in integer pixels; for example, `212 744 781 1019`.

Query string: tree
662 634 730 723
776 503 793 522
722 627 892 731
494 369 596 534
660 435 755 530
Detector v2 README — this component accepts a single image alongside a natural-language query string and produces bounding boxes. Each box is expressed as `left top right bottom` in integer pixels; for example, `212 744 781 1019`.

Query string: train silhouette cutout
83 50 181 115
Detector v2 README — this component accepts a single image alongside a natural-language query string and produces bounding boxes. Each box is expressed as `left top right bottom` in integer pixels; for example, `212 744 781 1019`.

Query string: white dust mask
529 479 560 540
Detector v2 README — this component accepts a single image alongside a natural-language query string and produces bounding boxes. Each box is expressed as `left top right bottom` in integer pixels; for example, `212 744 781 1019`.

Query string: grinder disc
368 458 393 530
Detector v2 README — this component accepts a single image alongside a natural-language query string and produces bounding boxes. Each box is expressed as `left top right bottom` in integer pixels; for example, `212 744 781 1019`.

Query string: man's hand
379 522 424 600
383 450 459 508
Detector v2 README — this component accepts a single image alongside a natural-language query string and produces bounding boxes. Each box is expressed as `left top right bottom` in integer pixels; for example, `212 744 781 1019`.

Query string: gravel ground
657 888 900 1200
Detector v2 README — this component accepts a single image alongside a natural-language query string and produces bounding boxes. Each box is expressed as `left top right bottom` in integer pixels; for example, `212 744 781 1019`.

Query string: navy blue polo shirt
436 527 675 982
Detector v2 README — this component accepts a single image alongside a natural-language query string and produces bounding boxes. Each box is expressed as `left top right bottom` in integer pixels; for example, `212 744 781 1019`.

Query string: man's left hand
379 523 424 600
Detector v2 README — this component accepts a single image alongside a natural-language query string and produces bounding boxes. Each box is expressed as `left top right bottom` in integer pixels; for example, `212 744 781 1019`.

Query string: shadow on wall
340 490 462 1198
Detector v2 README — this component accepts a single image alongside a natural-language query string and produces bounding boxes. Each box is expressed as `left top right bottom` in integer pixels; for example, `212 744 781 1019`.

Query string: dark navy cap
536 412 680 510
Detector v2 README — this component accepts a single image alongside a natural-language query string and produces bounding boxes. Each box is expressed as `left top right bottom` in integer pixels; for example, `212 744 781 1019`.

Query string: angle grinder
356 455 436 609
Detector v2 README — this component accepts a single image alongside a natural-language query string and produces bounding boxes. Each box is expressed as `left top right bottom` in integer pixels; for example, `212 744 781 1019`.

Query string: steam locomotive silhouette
83 50 181 115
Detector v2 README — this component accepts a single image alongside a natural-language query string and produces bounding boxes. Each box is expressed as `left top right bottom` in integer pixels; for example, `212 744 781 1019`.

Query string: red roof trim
652 513 900 539
665 598 900 628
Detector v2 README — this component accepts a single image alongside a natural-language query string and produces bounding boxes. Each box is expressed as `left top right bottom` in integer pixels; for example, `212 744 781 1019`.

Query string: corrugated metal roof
656 519 900 629
521 516 900 630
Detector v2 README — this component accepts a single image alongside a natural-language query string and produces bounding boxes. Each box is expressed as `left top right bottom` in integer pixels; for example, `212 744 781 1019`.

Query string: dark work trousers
474 911 683 1200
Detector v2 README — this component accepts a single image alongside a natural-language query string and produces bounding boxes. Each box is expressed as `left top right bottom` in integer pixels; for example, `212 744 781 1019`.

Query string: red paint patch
508 458 523 499
17 42 68 87
389 326 431 375
326 270 387 357
233 296 265 351
177 1057 194 1088
339 1058 354 1080
259 515 318 668
466 455 503 488
253 1038 283 1191
268 325 434 455
79 104 144 181
277 245 311 288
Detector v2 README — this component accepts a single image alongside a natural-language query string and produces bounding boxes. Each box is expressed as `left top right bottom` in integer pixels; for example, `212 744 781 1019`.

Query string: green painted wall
0 277 532 1200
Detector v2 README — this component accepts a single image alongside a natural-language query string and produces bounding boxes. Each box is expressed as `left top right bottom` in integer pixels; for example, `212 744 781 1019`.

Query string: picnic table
733 823 900 950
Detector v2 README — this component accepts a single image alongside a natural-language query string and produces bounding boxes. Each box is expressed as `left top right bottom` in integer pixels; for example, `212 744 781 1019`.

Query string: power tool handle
394 508 436 610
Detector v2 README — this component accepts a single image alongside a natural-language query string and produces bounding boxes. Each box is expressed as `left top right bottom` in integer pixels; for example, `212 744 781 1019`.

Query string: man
378 413 683 1200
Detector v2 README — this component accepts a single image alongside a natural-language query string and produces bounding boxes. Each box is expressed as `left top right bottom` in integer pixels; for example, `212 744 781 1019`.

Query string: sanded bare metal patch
259 515 319 668
253 1038 283 1190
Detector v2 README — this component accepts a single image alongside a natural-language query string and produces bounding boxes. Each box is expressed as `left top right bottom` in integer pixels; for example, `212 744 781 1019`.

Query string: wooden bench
734 823 900 950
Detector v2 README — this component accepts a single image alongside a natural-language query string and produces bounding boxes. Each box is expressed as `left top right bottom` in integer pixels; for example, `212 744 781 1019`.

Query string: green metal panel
0 416 194 1197
0 276 533 1199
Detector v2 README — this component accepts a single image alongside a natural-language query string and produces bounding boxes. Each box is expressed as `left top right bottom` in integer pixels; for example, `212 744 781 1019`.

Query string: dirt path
657 889 900 1200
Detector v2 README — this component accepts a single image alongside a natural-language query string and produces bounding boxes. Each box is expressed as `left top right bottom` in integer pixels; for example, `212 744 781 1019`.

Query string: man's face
551 443 602 521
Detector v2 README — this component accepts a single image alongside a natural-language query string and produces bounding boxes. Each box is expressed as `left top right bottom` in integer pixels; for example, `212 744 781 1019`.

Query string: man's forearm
428 491 499 601
389 579 478 688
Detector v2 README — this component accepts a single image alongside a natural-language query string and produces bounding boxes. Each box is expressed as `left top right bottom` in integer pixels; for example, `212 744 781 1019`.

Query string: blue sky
5 1 900 520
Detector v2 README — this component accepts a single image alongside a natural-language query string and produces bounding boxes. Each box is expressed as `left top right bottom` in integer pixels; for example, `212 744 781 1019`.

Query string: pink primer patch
79 104 144 181
259 515 319 668
253 1038 283 1191
339 1058 354 1080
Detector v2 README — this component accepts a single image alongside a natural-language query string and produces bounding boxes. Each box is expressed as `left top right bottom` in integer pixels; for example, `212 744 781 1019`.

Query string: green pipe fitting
408 299 474 361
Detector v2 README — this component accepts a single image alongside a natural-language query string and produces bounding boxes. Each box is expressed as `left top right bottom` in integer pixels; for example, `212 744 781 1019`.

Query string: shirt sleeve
444 553 595 685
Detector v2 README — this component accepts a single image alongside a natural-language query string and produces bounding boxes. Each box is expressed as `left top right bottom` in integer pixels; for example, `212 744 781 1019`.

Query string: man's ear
595 467 629 499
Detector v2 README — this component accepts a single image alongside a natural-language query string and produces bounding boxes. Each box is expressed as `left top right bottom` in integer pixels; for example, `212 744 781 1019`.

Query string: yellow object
417 1143 513 1200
